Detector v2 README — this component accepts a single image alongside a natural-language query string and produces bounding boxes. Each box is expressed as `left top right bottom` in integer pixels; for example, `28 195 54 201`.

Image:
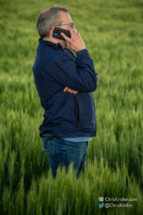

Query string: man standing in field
32 6 99 179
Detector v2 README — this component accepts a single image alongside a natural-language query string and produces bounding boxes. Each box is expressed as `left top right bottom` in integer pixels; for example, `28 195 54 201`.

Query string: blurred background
0 0 143 214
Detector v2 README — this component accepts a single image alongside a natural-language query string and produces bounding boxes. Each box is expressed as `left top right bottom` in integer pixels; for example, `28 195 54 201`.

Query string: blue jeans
42 134 88 180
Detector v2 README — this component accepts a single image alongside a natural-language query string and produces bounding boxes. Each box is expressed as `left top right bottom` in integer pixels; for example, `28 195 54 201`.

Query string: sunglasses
55 22 74 29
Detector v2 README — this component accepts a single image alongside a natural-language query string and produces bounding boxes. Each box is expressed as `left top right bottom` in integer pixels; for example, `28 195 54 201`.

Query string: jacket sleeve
44 49 99 92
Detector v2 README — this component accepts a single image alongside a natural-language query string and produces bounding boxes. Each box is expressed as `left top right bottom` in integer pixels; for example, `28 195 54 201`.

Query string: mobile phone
52 27 71 41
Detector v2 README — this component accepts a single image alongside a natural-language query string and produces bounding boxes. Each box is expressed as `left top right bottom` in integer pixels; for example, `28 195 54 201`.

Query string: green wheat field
0 0 143 214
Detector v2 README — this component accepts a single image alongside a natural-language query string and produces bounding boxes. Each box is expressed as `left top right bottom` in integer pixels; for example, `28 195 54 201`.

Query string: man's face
50 11 73 41
49 11 74 48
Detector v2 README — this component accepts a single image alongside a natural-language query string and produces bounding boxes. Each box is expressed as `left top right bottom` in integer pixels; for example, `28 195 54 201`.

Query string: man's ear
51 26 55 34
49 26 55 37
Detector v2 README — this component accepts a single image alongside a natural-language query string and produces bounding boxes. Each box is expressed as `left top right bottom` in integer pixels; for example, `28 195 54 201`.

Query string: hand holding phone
61 26 86 53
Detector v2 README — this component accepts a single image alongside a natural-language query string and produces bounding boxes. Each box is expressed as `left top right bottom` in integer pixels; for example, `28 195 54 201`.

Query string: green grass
0 0 143 214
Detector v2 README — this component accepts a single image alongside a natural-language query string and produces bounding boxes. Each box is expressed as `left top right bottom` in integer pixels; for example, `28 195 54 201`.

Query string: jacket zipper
73 95 80 128
63 48 75 61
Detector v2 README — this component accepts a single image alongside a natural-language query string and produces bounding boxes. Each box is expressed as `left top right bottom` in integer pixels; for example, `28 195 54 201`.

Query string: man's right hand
61 26 86 53
63 86 78 94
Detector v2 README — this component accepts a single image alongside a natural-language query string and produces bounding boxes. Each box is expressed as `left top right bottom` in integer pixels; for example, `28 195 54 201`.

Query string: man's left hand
64 87 78 94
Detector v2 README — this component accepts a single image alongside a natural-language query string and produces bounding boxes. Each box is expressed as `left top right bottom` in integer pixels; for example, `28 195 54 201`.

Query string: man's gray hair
37 6 70 39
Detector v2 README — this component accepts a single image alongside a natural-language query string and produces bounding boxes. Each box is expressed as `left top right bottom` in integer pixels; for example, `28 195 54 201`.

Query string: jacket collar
39 38 65 51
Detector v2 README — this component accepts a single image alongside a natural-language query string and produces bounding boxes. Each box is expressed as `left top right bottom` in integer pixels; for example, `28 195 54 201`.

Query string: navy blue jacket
32 38 99 138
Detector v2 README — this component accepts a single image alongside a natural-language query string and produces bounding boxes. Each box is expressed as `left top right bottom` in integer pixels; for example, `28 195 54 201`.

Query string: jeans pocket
42 136 55 158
